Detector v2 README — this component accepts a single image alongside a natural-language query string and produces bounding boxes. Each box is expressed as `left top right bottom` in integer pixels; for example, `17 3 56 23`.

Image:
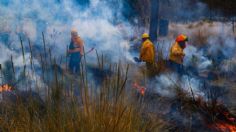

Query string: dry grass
0 34 164 132
1 28 235 131
190 29 211 48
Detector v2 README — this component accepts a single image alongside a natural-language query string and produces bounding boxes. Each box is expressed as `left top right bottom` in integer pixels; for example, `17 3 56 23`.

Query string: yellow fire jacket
169 42 185 64
140 39 155 63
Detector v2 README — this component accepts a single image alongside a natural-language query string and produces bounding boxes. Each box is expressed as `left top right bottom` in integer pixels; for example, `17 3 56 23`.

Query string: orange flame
212 123 236 132
0 84 12 93
133 82 146 96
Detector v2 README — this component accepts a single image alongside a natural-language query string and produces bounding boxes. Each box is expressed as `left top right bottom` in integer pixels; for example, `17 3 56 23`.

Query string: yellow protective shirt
140 39 155 63
169 42 185 64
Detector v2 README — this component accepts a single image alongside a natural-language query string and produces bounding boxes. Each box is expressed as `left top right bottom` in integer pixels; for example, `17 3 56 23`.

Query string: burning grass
160 85 236 132
0 32 236 131
0 84 12 92
0 41 164 131
0 69 158 131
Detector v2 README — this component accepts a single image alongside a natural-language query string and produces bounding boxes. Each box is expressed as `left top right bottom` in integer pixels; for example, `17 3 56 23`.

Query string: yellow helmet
142 33 149 39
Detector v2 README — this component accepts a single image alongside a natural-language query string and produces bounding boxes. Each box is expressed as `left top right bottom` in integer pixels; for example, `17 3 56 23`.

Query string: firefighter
168 34 188 74
139 33 156 77
67 29 84 74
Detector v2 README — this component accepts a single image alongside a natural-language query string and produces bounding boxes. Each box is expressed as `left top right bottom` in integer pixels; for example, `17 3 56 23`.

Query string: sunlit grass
0 34 163 132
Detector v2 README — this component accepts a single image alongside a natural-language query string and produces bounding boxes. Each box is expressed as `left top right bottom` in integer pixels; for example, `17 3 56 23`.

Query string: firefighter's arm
172 47 185 56
151 45 155 59
77 38 85 54
72 47 81 52
79 41 84 55
68 47 81 53
139 46 148 60
67 49 74 54
70 39 84 53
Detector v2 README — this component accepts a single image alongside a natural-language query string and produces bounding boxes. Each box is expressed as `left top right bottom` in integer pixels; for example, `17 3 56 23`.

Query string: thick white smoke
168 21 236 72
153 73 204 98
151 21 236 100
1 1 236 97
0 0 134 64
0 0 135 92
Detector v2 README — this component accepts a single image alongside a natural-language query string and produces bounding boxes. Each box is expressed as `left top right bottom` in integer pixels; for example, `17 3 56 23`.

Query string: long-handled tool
83 47 95 56
0 64 2 86
66 45 69 71
82 43 97 56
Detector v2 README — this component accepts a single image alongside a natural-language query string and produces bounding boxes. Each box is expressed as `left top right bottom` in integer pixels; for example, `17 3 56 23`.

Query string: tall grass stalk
0 35 162 132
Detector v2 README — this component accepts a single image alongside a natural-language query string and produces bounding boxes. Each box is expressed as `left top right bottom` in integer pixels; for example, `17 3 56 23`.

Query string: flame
0 84 12 93
210 122 236 132
133 82 146 96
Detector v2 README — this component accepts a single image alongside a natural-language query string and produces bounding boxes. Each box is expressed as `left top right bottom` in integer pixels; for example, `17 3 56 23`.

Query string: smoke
184 45 212 71
150 21 236 102
168 21 236 72
0 0 134 62
1 0 235 92
154 73 178 97
0 43 37 67
153 73 205 98
0 0 136 92
207 33 236 59
0 44 14 64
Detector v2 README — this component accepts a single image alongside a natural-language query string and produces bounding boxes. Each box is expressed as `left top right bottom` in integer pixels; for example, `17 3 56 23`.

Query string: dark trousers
146 62 156 78
167 60 185 75
69 57 81 74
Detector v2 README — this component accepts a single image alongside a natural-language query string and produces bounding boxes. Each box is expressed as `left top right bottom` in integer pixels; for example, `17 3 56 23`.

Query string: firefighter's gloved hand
134 57 142 63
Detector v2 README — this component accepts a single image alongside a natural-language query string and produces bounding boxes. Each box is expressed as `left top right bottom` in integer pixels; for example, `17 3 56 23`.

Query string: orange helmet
176 34 188 42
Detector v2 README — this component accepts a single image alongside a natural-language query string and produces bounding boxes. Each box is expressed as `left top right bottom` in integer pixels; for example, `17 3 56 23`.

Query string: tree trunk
149 0 159 43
